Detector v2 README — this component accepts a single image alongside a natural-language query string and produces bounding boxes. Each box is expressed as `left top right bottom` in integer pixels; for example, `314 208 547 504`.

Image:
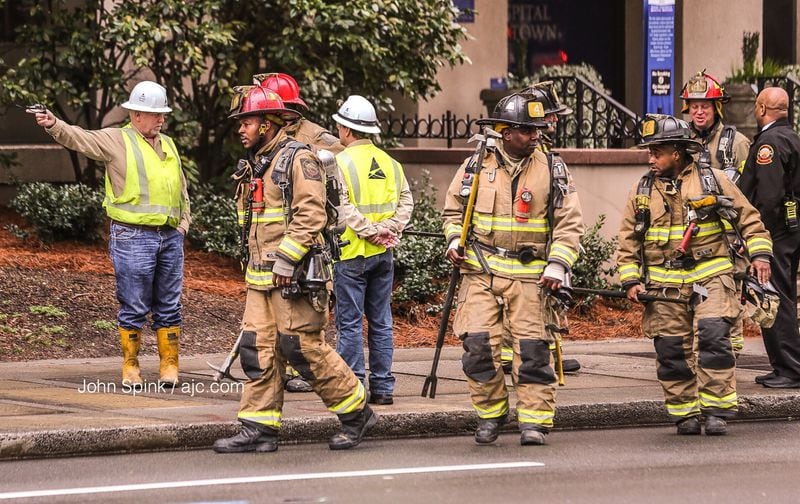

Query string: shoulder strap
696 156 721 195
546 152 569 248
716 125 737 169
270 140 311 225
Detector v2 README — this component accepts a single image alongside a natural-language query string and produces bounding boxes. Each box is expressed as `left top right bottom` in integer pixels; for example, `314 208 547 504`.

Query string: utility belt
661 257 697 270
111 219 174 233
476 242 539 264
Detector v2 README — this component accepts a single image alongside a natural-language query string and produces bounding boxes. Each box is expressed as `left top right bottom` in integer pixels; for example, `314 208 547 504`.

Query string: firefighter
443 92 584 446
681 71 752 356
680 71 750 177
255 72 344 155
254 72 344 394
524 80 573 152
617 114 772 436
498 82 580 375
213 87 377 453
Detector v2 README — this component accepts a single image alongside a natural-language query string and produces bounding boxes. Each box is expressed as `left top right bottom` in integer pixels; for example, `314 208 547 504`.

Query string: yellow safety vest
336 143 404 260
105 125 183 227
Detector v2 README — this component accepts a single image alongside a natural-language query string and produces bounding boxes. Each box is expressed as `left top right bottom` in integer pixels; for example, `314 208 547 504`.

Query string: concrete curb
3 393 799 460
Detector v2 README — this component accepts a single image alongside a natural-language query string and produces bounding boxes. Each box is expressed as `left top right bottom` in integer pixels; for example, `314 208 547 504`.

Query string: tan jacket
616 163 772 288
443 144 584 281
46 119 191 233
285 119 344 155
236 129 327 290
692 121 750 172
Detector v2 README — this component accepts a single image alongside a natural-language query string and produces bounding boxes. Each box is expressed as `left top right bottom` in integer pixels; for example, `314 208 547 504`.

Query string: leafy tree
0 0 467 186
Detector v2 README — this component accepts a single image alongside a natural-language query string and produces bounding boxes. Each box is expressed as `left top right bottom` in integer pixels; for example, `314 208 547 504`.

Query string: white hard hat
121 81 172 113
332 95 381 134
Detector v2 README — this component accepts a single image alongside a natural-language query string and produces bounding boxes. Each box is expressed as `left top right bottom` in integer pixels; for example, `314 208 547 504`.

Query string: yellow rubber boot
119 328 143 386
157 326 180 385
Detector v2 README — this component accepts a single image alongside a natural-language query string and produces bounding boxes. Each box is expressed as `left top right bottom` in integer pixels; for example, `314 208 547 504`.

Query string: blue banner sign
644 0 675 114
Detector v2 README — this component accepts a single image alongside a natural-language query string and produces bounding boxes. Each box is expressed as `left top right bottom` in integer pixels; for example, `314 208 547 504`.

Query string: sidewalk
1 337 799 459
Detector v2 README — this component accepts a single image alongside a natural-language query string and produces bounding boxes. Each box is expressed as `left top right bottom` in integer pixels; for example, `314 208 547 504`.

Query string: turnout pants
237 288 366 431
643 273 739 422
454 273 557 432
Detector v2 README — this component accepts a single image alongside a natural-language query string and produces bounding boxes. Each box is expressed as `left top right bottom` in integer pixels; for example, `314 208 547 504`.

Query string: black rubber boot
213 423 279 453
704 415 727 436
562 358 581 374
475 416 506 444
676 416 701 435
329 405 379 450
520 429 546 446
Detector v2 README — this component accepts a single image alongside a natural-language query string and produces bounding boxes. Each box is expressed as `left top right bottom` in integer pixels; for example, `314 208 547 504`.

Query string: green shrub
393 171 450 309
11 183 104 243
186 185 240 258
571 215 618 290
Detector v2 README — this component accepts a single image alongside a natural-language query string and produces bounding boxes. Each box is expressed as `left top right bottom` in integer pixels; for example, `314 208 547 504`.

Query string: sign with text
643 0 675 114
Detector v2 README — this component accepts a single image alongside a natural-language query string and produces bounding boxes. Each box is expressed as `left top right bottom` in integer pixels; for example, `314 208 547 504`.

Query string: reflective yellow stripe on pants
473 398 509 419
238 409 282 429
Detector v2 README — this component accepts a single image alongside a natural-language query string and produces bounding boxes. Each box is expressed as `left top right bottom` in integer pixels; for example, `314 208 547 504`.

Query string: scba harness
236 140 342 312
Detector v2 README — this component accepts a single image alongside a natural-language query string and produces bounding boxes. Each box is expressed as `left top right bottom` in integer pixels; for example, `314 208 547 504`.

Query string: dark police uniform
739 117 800 383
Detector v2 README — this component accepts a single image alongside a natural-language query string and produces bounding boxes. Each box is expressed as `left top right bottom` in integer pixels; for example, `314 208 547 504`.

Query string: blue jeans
109 222 184 330
334 250 395 395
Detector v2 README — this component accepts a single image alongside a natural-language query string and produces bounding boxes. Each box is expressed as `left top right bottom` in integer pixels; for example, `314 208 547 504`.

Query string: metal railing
380 75 640 149
381 110 485 148
545 76 640 149
756 75 800 128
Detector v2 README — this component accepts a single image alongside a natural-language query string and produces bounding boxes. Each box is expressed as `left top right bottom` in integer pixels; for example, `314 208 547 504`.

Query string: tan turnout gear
156 326 180 383
119 327 142 385
230 127 368 439
285 119 343 154
443 143 584 435
689 121 751 354
617 157 772 423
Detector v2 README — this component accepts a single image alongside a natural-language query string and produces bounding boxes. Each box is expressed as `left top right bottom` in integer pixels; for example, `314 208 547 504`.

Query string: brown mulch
0 207 660 362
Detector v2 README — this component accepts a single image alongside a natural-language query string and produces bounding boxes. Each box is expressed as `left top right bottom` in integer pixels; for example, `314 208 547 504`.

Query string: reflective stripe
278 235 309 262
356 201 397 214
161 134 182 170
746 236 773 255
619 263 641 283
699 391 737 410
500 346 513 362
473 398 509 419
328 381 366 415
245 267 274 286
464 249 546 276
122 128 150 205
549 242 578 267
445 222 462 243
666 400 700 418
645 221 723 242
238 410 282 429
472 213 549 234
338 151 361 201
647 257 733 284
238 208 284 225
517 408 555 427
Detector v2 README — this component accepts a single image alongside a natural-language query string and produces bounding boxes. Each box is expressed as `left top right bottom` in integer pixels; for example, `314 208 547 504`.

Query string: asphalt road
2 420 800 503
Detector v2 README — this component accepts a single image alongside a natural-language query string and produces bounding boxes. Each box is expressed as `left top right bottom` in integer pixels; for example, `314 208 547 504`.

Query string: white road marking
0 461 544 500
